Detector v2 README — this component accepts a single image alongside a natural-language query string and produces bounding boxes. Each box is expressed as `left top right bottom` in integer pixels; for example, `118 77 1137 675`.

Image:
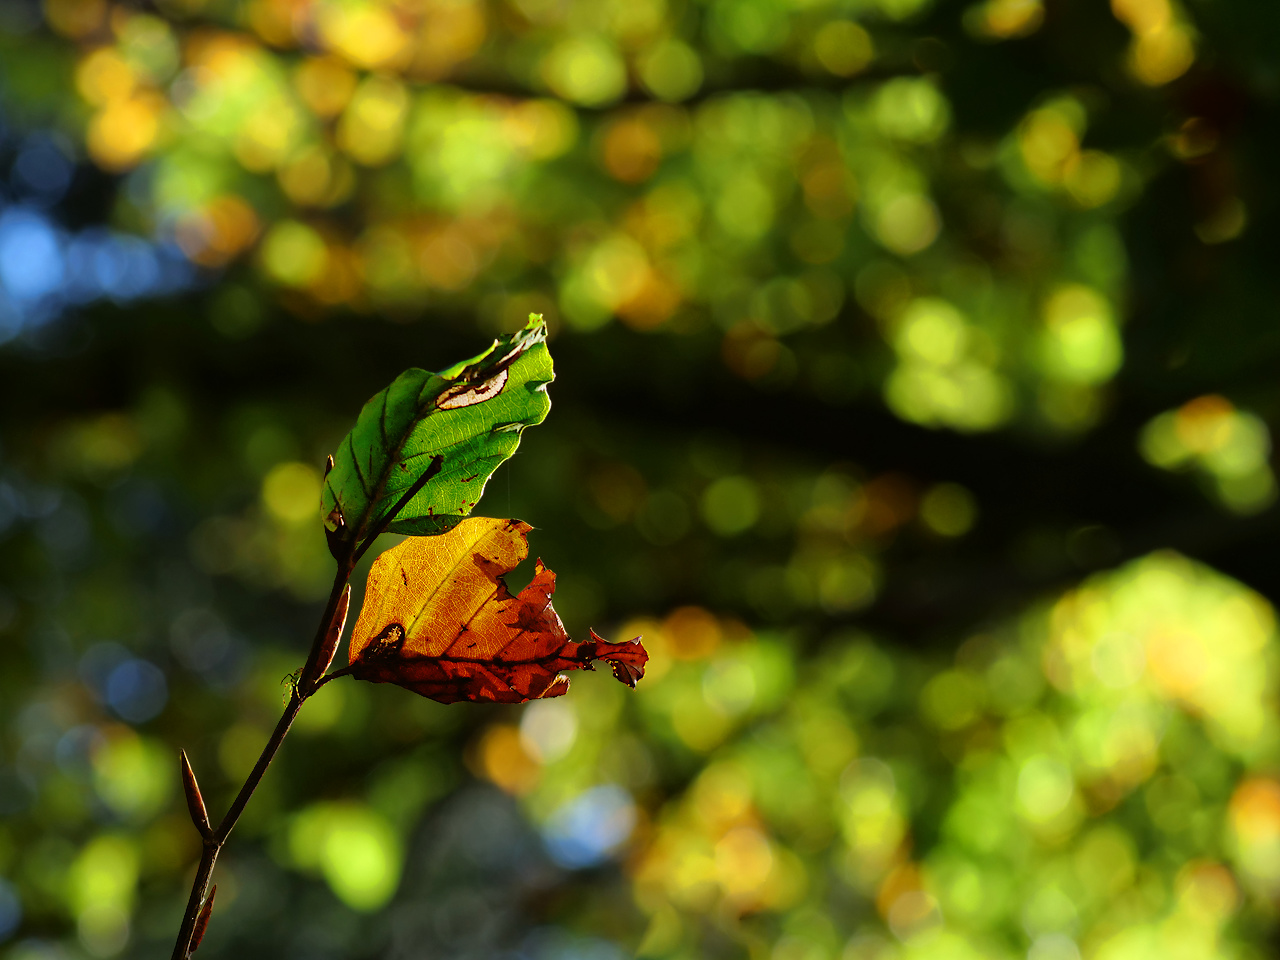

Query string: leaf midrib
356 374 438 542
404 524 521 639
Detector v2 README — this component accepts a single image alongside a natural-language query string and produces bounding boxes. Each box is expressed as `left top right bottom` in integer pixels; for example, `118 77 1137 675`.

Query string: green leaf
321 315 552 548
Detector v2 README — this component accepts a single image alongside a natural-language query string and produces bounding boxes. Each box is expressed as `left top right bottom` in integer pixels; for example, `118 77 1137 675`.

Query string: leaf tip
587 629 648 689
610 661 644 688
540 674 571 698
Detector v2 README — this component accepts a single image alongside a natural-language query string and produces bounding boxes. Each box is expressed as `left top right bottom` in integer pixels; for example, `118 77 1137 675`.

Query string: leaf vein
347 433 370 497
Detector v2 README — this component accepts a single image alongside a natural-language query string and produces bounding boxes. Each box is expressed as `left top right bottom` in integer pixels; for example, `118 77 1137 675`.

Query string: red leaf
348 518 646 704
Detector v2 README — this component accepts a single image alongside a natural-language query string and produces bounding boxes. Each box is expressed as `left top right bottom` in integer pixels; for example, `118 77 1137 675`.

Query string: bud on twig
190 885 216 953
324 453 334 479
180 750 212 840
302 583 349 692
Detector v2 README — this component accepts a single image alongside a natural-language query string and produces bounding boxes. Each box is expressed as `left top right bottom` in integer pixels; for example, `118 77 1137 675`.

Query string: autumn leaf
321 316 553 553
347 517 647 703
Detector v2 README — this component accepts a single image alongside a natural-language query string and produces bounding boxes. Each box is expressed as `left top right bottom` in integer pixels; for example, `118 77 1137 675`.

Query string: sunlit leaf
321 316 552 551
347 517 647 703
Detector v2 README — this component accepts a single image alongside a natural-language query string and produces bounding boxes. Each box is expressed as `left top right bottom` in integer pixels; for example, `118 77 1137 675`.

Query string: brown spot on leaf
437 368 510 410
365 623 406 662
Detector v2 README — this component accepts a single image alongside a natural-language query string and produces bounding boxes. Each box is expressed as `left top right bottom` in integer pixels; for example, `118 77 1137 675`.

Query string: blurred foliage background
1 0 1280 957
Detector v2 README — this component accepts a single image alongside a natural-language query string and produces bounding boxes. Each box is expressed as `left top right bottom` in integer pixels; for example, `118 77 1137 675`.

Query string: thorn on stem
180 750 211 840
191 885 216 954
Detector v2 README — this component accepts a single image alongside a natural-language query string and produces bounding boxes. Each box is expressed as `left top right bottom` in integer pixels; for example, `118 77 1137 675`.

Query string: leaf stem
313 663 355 691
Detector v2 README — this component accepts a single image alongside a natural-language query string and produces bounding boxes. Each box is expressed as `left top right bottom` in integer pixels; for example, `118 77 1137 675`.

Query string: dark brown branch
214 688 303 842
170 842 219 960
171 558 349 958
170 689 303 959
171 443 447 958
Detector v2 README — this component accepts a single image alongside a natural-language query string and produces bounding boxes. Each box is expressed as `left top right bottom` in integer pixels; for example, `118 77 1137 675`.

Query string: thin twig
214 688 303 842
171 454 444 959
171 843 219 960
170 565 348 959
170 690 304 959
